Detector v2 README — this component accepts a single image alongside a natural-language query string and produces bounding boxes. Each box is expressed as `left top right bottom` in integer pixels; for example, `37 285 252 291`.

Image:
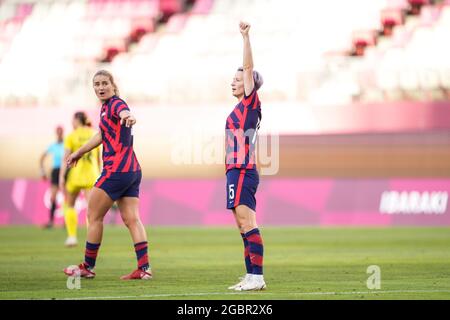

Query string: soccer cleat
63 263 96 279
65 236 78 247
120 269 153 280
228 274 251 290
235 276 266 291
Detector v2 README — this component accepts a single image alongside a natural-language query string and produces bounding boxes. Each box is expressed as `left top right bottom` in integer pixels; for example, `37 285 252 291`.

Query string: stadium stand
0 0 449 107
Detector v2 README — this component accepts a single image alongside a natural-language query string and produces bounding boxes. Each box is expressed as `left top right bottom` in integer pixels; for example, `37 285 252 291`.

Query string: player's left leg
233 205 266 291
118 196 152 280
228 209 253 289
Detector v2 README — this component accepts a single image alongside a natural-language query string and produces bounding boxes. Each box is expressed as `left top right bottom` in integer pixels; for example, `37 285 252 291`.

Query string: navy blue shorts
50 168 60 186
226 168 259 211
94 170 142 201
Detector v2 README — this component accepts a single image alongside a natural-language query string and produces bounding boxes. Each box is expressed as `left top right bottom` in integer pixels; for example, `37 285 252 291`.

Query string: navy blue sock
241 233 252 274
84 242 101 269
245 228 264 275
134 241 150 271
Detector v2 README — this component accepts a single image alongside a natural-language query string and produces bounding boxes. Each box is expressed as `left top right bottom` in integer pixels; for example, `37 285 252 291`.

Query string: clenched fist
239 21 250 36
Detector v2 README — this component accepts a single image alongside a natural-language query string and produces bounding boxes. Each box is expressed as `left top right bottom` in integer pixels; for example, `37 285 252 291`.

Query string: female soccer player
59 112 100 247
63 70 152 280
226 22 266 291
39 125 64 229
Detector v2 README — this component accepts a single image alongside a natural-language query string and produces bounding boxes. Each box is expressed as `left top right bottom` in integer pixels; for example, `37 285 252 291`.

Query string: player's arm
118 110 136 128
39 151 48 180
240 21 255 97
66 132 102 168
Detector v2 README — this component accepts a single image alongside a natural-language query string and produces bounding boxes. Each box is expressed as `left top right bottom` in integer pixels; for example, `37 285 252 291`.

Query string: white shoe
228 274 252 290
65 236 78 247
235 275 266 291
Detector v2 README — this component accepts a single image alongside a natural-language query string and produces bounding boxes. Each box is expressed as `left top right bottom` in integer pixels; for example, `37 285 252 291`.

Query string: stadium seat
0 0 449 106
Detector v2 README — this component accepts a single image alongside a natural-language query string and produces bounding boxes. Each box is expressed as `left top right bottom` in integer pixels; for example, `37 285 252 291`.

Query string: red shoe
63 263 96 279
120 269 153 280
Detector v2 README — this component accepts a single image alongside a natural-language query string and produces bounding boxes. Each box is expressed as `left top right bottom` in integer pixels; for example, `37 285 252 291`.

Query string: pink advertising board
0 178 449 226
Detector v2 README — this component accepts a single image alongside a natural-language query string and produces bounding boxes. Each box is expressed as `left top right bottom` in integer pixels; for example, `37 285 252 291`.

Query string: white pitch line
58 289 450 300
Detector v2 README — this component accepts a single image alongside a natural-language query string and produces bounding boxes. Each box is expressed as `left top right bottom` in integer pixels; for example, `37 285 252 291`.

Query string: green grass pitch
0 226 449 300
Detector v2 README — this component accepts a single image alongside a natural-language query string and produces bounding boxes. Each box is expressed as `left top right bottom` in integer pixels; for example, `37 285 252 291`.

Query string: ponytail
74 111 90 126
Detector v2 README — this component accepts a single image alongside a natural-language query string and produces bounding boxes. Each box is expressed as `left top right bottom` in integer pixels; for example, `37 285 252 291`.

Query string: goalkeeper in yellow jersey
60 111 101 247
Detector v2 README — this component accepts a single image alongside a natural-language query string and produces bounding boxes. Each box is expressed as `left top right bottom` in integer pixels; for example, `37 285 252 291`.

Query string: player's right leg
63 187 113 278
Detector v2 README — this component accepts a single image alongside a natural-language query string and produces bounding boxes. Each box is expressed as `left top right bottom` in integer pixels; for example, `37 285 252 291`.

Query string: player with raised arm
226 22 266 291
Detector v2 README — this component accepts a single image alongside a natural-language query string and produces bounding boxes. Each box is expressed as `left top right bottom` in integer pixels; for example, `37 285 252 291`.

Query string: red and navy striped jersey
99 95 141 173
225 88 261 171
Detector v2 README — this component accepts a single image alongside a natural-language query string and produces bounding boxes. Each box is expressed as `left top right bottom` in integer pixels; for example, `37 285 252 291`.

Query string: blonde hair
93 70 120 97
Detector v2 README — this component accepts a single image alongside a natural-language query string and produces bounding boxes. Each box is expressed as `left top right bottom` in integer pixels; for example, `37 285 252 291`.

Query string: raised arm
240 21 255 97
